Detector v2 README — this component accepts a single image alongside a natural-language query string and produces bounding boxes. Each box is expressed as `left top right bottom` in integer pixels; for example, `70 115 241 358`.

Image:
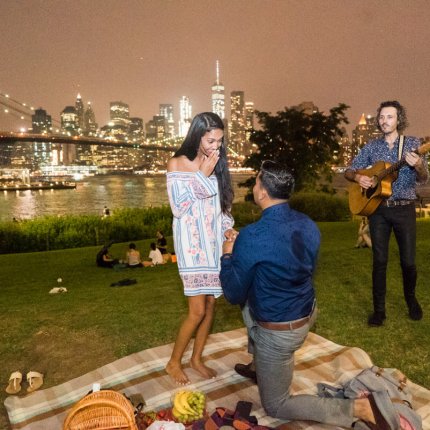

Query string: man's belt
258 303 316 331
381 199 414 207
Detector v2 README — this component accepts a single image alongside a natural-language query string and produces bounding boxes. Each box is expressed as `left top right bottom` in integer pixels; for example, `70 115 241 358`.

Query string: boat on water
0 181 77 192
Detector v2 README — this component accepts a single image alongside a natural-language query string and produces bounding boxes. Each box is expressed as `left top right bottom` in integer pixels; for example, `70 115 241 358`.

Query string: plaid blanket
4 328 430 430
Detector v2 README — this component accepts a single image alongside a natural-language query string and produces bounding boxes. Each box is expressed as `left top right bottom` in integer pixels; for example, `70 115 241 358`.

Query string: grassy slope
0 222 429 429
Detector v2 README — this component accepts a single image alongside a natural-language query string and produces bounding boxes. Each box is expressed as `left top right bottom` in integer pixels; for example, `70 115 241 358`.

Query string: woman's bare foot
166 361 190 385
190 359 217 379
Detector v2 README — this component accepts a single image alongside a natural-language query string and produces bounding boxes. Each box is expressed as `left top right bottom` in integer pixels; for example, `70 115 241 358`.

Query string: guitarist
344 101 428 327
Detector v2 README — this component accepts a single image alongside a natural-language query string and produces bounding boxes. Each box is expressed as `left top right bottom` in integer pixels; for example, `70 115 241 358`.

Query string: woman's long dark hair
174 112 233 214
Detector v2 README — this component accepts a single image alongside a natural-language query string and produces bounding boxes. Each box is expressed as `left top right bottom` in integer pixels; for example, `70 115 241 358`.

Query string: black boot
402 265 423 321
368 311 386 327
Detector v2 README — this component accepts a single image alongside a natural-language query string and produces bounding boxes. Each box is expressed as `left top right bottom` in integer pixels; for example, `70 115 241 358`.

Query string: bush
0 206 174 254
231 202 261 228
289 192 350 222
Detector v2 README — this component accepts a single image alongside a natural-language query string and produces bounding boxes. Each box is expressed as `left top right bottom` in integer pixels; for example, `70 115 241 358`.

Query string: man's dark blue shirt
220 203 320 322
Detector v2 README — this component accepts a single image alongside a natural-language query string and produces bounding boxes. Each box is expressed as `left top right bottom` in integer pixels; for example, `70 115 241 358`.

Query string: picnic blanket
4 328 430 430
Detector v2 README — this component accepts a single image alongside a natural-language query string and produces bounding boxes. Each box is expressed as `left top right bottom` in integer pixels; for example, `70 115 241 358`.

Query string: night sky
1 0 430 138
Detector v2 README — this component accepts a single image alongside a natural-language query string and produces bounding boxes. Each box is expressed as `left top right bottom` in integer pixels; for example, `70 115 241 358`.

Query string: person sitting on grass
126 243 143 268
96 248 118 268
143 242 165 267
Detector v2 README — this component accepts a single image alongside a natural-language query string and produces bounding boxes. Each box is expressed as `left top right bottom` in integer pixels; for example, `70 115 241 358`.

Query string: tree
241 103 349 194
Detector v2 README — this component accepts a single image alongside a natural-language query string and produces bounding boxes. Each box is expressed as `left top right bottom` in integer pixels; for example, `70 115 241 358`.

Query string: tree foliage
242 103 349 193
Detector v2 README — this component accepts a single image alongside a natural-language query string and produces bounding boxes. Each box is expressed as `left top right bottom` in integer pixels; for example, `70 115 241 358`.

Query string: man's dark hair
150 242 156 250
129 243 136 250
259 161 295 199
376 100 409 132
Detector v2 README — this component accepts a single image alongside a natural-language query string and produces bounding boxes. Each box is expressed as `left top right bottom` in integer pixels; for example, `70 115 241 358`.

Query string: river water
0 173 253 221
3 173 430 222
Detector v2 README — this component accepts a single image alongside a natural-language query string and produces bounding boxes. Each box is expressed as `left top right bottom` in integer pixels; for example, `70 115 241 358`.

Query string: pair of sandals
6 371 44 395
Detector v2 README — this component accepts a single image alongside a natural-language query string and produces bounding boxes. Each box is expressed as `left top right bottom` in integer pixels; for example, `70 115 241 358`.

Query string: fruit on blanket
172 390 206 423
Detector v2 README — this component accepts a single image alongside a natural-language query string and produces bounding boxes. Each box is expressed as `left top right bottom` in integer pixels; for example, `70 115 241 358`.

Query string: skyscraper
75 93 85 133
211 60 225 119
61 106 79 135
129 117 144 142
178 96 192 137
108 101 130 140
351 113 381 159
32 108 52 134
159 104 175 137
83 102 98 136
245 101 255 151
229 91 246 159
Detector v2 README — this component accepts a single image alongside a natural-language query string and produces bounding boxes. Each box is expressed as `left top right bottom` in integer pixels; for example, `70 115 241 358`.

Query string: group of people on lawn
164 104 427 429
97 230 170 268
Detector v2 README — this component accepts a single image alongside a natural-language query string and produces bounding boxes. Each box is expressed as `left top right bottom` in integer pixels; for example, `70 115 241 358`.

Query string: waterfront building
337 128 351 167
83 102 98 136
75 94 85 133
31 108 52 134
229 91 246 163
60 106 79 164
351 113 381 159
129 117 144 142
61 106 79 135
159 104 175 137
178 96 192 137
145 116 166 140
211 60 225 119
245 101 255 154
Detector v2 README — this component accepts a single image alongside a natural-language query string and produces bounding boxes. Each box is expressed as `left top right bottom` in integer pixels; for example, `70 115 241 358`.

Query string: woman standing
166 112 235 384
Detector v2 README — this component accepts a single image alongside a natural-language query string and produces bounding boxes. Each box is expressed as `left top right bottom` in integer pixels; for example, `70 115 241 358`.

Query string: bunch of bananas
172 390 206 423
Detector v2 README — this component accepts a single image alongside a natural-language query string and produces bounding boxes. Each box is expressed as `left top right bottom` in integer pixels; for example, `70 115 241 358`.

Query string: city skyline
1 0 430 138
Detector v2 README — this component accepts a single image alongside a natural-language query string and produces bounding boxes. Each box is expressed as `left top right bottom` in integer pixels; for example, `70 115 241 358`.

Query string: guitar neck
379 158 407 179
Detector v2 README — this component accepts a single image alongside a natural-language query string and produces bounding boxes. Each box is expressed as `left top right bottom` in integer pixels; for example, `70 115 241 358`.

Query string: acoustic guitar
348 142 430 216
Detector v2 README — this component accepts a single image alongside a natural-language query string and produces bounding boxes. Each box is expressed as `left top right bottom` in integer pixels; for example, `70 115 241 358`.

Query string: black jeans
368 203 417 314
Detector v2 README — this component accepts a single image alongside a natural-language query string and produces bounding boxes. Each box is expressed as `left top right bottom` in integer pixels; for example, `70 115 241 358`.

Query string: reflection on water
0 173 252 221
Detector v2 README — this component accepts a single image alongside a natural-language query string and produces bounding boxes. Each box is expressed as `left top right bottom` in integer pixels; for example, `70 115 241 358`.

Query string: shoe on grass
6 371 22 395
367 312 386 327
408 299 423 321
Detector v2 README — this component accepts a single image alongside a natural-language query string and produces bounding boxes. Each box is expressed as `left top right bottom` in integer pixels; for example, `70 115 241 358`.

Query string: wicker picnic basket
63 389 138 430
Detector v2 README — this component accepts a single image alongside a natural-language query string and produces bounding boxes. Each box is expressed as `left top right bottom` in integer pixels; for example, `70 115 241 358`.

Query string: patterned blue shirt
350 135 428 200
219 203 320 322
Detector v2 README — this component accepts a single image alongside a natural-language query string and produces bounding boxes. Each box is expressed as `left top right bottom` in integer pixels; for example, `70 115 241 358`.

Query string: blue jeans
242 304 354 427
368 203 417 314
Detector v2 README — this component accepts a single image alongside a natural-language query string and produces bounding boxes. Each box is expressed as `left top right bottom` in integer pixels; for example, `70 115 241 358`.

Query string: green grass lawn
1 221 429 429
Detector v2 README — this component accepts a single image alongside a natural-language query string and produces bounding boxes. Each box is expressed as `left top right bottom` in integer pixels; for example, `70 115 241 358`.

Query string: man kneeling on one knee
219 161 388 429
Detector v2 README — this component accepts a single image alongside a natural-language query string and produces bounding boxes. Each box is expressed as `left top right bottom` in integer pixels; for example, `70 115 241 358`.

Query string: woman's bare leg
165 295 207 384
190 295 217 378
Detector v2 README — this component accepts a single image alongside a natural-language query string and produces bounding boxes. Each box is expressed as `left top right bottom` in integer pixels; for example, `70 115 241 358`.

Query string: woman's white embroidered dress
167 171 234 297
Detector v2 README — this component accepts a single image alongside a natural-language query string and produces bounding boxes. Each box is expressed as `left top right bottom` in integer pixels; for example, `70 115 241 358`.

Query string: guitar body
348 161 399 216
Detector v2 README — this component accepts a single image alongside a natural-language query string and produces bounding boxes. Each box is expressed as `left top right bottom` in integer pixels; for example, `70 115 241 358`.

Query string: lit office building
211 60 225 119
178 96 192 137
229 91 246 160
146 116 166 140
61 106 79 135
60 106 78 164
83 102 98 136
106 101 131 140
351 113 381 159
31 108 52 134
129 117 144 142
75 93 85 133
159 104 175 137
245 101 255 153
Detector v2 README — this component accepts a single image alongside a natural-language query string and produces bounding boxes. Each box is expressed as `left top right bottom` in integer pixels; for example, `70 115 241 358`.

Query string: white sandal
6 371 22 394
26 371 44 393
